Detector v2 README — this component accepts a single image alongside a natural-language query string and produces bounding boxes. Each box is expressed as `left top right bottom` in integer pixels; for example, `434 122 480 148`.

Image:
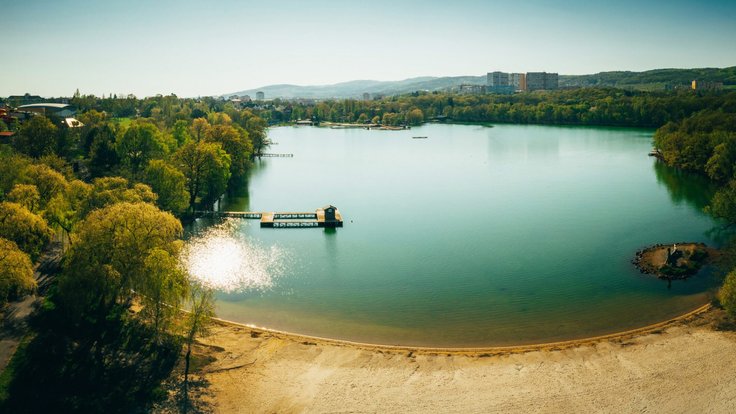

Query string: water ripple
181 220 288 292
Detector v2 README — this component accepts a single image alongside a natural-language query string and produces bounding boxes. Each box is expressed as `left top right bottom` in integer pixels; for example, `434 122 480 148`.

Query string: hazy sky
3 0 735 97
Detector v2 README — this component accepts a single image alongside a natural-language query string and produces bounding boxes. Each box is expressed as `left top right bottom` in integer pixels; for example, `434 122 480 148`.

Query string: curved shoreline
211 302 713 355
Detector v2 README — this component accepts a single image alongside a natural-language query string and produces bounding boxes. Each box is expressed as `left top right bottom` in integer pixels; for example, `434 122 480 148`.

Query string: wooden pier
194 205 343 228
258 153 293 157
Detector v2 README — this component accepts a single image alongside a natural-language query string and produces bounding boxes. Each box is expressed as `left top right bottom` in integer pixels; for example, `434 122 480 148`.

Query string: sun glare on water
181 220 287 292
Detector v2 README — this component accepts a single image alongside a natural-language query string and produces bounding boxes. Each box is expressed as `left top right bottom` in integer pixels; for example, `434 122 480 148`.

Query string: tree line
254 88 736 128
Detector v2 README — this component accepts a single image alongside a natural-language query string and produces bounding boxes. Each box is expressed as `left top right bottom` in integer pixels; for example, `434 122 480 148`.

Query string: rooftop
17 103 71 109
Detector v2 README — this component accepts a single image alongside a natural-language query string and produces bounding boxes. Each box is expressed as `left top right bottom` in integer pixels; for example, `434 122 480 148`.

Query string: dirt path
190 311 736 413
0 243 62 373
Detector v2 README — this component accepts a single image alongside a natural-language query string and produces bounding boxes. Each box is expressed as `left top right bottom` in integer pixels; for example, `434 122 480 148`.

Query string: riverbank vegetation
0 99 268 412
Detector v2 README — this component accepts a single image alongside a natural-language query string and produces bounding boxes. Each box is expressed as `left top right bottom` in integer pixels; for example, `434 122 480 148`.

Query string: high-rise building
256 91 265 100
487 71 514 93
525 72 558 91
362 92 371 100
510 73 526 91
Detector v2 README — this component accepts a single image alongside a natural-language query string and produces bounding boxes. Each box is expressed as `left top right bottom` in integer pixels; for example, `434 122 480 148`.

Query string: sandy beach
175 305 736 413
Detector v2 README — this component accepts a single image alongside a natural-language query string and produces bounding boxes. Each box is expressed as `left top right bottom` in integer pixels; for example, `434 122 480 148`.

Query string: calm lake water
183 123 722 347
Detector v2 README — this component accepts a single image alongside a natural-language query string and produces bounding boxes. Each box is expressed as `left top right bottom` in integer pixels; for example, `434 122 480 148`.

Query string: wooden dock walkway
194 206 342 228
258 153 293 157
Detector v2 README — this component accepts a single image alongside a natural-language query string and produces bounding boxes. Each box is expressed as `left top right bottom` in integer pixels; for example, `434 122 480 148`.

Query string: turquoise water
184 123 722 347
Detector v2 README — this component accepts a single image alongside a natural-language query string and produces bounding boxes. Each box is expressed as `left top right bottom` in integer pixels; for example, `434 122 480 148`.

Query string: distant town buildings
525 72 559 91
362 92 371 100
486 71 558 93
458 84 486 95
691 80 723 91
256 91 265 100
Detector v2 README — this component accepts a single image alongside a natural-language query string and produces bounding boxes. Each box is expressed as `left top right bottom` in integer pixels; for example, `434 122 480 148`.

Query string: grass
110 117 134 128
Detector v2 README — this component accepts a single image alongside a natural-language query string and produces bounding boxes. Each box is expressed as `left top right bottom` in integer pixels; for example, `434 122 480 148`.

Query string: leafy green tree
205 124 252 188
60 202 183 315
182 283 215 414
705 133 736 182
0 201 53 261
173 141 231 210
23 163 69 209
143 160 190 214
719 270 736 318
141 248 188 341
190 118 211 142
13 116 58 157
0 150 32 199
406 108 424 126
706 180 736 224
245 116 268 156
85 177 157 215
116 122 167 175
0 238 36 304
7 184 40 213
88 123 121 177
172 119 192 147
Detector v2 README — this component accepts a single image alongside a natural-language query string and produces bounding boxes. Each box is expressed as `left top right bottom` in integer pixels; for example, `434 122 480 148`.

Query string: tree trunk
183 345 191 414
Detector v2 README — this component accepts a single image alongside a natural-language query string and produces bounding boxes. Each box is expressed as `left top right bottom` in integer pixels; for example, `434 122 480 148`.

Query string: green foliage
59 202 182 315
141 248 189 341
705 180 736 223
719 270 736 318
0 201 52 261
173 141 231 210
0 150 32 200
6 184 40 213
116 121 168 176
23 163 69 210
143 160 190 214
13 116 58 158
85 176 156 215
0 301 180 413
0 238 36 304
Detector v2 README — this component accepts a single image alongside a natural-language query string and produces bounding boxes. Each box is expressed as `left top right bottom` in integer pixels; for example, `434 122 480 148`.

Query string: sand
179 305 736 413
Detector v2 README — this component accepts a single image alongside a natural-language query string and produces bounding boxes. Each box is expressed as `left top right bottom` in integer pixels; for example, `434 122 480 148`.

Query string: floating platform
195 205 343 229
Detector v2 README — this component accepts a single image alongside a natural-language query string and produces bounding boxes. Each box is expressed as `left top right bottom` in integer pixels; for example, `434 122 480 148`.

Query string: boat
412 136 428 139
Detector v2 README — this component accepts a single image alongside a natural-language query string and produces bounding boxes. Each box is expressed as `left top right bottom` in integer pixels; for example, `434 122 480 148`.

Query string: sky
3 0 736 97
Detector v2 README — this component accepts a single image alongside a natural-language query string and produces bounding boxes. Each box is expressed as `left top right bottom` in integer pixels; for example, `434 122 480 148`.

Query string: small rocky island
633 243 712 280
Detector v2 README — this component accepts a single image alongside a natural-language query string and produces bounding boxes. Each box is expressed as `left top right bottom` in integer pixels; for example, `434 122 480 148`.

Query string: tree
173 142 231 210
23 163 69 209
719 270 736 318
59 202 182 315
87 123 121 177
181 283 215 414
13 116 58 157
84 176 157 216
0 150 32 199
406 108 424 126
0 238 36 304
141 248 188 341
7 184 40 213
245 116 268 156
190 118 211 143
705 180 736 224
116 122 167 176
143 160 190 214
205 124 252 189
0 202 53 261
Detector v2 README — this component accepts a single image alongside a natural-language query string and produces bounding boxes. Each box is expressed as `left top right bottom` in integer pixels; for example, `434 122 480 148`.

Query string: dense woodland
0 98 267 412
2 87 736 411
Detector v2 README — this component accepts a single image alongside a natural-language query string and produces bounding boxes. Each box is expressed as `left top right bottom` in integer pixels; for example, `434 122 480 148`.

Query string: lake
183 123 722 347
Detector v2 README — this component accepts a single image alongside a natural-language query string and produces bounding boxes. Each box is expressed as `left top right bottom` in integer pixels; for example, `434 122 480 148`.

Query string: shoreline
210 301 713 355
176 301 736 413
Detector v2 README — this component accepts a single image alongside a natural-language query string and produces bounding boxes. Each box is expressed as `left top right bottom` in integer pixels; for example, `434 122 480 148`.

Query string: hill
224 67 735 99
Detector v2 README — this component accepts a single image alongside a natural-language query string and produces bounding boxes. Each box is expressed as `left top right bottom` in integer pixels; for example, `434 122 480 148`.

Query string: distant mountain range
224 67 736 100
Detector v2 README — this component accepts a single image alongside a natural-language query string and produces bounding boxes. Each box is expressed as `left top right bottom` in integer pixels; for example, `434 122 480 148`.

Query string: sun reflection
181 220 287 292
